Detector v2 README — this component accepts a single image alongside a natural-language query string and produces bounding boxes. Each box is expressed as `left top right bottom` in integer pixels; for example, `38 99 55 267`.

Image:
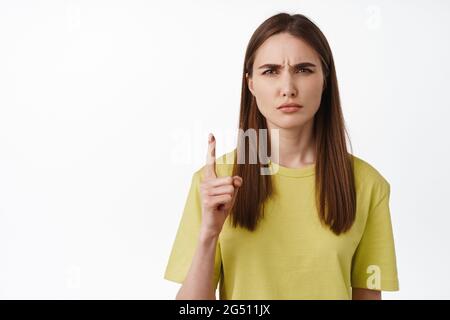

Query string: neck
267 119 316 168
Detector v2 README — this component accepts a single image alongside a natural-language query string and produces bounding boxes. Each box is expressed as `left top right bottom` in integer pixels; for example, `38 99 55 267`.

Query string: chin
270 117 310 130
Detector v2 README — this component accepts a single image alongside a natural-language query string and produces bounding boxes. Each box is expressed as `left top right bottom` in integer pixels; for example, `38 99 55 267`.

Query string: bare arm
175 231 219 300
175 134 240 300
352 288 382 300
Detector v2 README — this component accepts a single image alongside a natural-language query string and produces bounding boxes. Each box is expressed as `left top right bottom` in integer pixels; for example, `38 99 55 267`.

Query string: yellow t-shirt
164 150 399 299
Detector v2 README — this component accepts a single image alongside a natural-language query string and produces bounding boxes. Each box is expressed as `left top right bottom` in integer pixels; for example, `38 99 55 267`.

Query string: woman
164 12 399 300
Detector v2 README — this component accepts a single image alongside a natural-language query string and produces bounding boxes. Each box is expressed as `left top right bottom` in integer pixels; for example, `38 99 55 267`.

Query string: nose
280 73 297 98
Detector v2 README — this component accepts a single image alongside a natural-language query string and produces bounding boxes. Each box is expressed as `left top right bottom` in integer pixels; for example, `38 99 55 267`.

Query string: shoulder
351 154 390 197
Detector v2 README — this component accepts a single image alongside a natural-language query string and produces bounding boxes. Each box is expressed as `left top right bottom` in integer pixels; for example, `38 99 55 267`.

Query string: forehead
253 32 320 65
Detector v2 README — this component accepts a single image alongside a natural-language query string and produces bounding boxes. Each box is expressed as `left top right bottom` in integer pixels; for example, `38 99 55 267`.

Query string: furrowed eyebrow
257 62 317 70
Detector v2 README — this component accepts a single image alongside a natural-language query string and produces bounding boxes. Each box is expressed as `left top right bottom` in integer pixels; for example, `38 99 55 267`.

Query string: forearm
352 288 382 300
176 231 219 300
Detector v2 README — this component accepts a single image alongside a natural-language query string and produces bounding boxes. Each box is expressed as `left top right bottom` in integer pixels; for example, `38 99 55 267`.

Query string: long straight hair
230 13 356 235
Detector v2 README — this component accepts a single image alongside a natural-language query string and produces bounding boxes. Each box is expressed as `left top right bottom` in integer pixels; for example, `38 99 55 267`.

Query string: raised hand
199 133 242 237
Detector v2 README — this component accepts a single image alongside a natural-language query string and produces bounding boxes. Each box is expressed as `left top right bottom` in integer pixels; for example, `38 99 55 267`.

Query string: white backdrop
1 0 449 299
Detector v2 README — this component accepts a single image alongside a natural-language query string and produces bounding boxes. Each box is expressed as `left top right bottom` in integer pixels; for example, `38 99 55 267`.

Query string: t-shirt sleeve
163 169 222 290
351 181 400 291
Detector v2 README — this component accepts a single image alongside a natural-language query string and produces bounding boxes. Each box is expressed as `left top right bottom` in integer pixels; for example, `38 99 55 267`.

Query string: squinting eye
298 68 312 73
262 68 312 75
262 69 275 75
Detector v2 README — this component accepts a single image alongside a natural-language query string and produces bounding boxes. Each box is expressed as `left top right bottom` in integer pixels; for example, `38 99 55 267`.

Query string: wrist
199 227 220 242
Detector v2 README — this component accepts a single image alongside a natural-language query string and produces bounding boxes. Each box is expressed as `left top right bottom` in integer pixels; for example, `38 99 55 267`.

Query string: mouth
277 102 303 113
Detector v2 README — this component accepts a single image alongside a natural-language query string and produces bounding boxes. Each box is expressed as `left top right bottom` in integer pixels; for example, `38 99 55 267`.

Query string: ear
246 73 254 96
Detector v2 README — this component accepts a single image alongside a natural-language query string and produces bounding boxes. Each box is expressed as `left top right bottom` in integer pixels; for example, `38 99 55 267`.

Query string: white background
1 0 449 299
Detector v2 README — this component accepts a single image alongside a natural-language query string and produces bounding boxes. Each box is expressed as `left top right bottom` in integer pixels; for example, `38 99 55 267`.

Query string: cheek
301 76 324 110
253 80 274 111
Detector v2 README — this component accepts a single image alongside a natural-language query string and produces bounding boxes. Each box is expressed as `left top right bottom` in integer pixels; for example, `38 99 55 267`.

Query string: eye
262 68 313 75
298 67 312 73
262 69 276 75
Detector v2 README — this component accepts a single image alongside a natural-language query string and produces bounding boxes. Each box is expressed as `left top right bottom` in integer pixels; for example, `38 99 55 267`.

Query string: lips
277 102 303 109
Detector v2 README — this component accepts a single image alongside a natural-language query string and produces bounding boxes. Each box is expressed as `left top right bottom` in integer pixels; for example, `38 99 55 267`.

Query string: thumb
222 176 242 212
233 176 243 188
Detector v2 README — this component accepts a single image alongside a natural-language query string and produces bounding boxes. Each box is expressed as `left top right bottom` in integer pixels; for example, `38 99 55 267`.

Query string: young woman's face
247 32 325 130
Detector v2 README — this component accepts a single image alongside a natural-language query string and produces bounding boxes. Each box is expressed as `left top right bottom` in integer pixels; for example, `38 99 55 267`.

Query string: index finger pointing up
204 133 217 179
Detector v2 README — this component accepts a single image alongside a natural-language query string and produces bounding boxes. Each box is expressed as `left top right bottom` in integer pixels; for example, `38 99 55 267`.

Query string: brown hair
230 13 356 235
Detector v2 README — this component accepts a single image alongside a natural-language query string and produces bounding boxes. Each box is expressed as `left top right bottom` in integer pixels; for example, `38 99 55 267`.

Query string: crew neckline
268 159 315 177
